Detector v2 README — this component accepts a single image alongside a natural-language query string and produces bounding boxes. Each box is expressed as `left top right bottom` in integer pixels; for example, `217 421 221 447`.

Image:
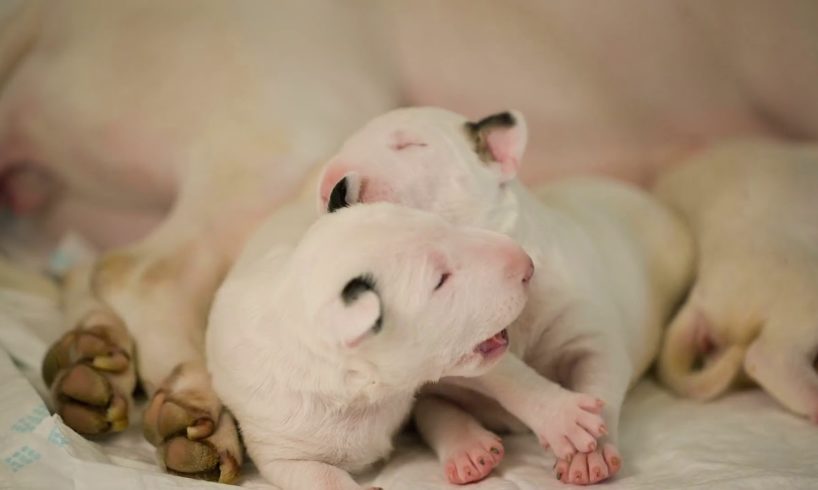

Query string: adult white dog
207 190 534 490
654 141 818 422
318 107 694 485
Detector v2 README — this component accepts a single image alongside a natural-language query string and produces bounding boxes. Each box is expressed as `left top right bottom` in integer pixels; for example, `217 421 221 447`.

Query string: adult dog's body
319 108 693 485
1 0 818 483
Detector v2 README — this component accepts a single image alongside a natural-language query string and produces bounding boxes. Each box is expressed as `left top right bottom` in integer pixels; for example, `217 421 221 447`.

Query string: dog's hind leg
414 395 505 485
743 308 818 422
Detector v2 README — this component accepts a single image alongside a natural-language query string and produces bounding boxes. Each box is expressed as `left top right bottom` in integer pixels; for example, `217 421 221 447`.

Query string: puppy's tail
0 0 42 89
658 301 745 400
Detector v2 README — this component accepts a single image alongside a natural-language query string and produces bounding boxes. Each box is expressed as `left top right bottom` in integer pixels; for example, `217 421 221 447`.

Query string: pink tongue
476 332 508 354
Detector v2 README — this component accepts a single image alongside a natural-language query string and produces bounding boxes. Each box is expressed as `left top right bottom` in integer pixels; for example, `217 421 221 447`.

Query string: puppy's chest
250 394 412 473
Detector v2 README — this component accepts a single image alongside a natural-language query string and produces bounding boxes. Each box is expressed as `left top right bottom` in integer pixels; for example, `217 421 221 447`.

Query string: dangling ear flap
320 172 362 213
320 275 383 348
464 110 528 182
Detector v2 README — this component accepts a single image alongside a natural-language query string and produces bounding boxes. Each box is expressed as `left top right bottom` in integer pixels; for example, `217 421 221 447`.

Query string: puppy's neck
480 182 522 235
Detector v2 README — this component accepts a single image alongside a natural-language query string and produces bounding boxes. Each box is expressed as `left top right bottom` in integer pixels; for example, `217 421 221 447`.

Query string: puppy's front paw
554 442 621 485
531 391 606 460
442 429 504 485
42 312 136 435
143 364 243 484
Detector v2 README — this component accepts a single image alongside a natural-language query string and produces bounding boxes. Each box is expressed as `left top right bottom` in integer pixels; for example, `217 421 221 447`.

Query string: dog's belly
0 0 398 250
391 0 818 186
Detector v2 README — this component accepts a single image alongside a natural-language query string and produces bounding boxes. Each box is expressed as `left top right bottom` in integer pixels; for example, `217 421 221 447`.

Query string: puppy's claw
218 451 240 484
188 418 215 440
92 352 129 372
105 394 129 432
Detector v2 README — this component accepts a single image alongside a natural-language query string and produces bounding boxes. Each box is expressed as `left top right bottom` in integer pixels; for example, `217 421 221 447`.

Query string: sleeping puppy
317 107 693 485
206 193 533 490
654 140 818 421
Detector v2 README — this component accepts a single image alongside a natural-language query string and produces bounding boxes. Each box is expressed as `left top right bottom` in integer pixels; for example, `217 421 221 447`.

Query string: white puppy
206 190 533 490
654 140 818 421
317 107 693 485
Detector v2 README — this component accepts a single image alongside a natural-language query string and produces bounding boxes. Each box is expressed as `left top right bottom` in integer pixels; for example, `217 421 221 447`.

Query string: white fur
318 107 694 484
207 194 532 490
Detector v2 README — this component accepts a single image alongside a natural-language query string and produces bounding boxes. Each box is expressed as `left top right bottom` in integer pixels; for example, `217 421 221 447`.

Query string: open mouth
474 329 509 359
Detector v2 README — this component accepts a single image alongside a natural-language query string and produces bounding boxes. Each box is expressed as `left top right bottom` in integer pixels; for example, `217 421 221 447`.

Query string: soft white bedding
2 288 818 490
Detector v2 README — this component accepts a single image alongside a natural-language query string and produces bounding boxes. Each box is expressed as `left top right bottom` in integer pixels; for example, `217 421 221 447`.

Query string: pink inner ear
485 128 521 177
319 165 349 205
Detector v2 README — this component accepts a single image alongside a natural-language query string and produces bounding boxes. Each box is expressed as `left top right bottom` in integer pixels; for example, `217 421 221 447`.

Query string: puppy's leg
554 347 631 485
88 173 278 481
143 360 242 483
414 395 505 485
257 459 379 490
444 353 607 461
744 311 818 421
42 263 136 436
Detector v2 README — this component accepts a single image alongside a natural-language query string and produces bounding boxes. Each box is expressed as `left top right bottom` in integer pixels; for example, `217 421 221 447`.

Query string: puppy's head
291 202 532 389
317 107 527 227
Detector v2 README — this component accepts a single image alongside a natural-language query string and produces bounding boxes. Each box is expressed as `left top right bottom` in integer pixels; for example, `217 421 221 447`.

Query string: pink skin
443 429 505 485
554 443 621 485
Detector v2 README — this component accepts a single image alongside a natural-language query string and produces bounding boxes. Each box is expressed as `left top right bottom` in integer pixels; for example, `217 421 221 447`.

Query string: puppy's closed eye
390 130 428 151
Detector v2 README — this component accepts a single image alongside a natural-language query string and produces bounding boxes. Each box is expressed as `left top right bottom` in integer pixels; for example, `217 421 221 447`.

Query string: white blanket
2 289 817 490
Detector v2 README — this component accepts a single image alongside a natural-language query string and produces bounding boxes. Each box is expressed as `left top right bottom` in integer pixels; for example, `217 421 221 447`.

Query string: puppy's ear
464 110 528 182
321 275 383 348
318 171 362 213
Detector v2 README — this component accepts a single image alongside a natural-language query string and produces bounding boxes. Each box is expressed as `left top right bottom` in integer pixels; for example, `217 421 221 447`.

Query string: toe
602 443 622 476
587 450 609 483
577 395 605 413
59 402 109 435
455 454 480 484
59 364 112 407
157 400 199 439
554 458 570 482
567 425 597 453
549 435 576 460
162 436 220 476
577 410 608 438
568 452 589 485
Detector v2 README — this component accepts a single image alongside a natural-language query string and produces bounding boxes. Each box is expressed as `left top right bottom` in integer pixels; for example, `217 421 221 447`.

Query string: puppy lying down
655 140 818 422
318 107 693 485
206 186 533 489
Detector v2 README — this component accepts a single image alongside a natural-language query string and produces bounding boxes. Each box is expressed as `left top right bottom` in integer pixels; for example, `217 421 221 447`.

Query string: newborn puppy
206 194 532 490
654 140 818 421
317 107 693 485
